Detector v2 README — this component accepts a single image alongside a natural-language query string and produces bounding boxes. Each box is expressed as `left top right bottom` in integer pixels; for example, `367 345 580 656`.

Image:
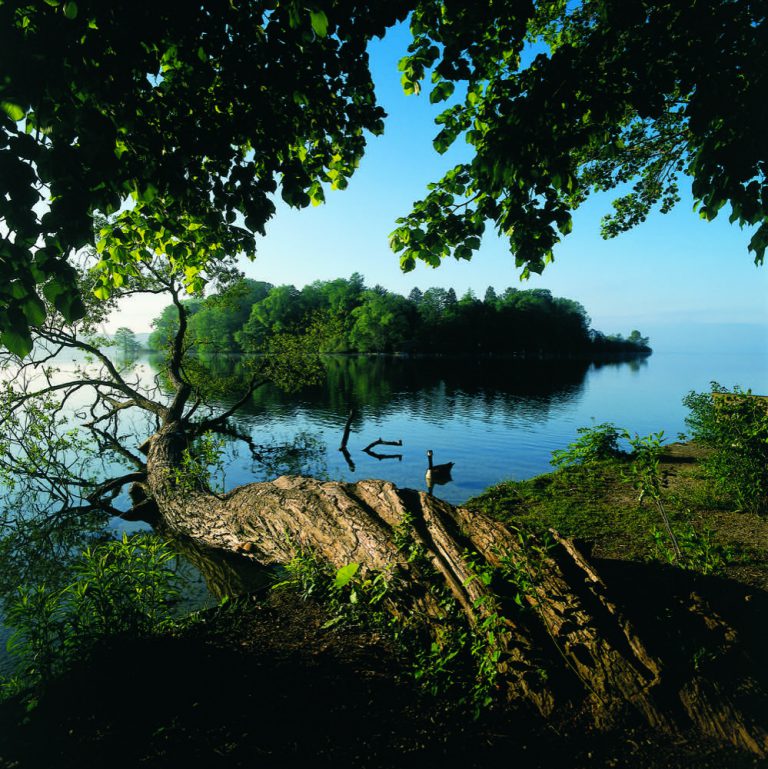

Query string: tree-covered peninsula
147 274 651 357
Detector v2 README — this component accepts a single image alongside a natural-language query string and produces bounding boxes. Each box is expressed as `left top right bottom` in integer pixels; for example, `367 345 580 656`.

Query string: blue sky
113 23 768 353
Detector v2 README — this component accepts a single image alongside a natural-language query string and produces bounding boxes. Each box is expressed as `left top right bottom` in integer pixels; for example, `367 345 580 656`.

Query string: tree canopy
147 274 649 356
0 0 408 354
1 0 764 352
390 0 767 277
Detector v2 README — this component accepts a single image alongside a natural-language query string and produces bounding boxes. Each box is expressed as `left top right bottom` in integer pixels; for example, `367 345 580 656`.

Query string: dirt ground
0 586 765 769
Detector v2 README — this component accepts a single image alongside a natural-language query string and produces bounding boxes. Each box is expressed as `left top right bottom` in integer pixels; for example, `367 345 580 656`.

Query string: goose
425 450 454 485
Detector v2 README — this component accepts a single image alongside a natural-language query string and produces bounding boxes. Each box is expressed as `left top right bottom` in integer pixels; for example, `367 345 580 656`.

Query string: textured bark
143 424 767 757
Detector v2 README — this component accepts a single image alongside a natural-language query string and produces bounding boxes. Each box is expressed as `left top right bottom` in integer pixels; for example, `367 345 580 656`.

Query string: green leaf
1 102 25 122
333 562 359 589
429 80 455 105
57 295 86 322
63 1 78 19
138 183 157 203
1 329 33 357
310 10 328 37
23 297 46 326
42 281 65 303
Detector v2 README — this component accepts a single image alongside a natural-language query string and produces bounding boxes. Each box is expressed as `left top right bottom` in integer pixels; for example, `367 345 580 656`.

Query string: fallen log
142 423 768 757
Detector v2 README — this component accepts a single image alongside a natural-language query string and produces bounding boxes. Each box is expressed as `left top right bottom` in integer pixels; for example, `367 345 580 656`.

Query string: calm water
1 341 766 674
205 348 767 504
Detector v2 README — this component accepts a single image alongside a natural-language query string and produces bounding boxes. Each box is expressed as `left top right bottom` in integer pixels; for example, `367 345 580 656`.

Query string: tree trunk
143 424 767 756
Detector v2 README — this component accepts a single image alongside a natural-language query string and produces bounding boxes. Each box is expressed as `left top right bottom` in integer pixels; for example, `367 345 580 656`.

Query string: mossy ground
1 443 766 769
466 441 768 591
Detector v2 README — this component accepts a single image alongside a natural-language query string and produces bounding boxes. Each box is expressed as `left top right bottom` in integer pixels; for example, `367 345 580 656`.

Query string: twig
362 437 402 452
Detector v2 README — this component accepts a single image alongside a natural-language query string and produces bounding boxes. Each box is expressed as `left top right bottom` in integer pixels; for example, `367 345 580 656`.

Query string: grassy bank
1 442 767 769
467 441 768 591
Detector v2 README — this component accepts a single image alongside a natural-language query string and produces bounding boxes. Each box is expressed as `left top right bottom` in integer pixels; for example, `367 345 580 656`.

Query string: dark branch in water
362 438 403 452
362 438 404 461
87 471 148 503
364 449 403 462
340 446 356 472
339 408 355 451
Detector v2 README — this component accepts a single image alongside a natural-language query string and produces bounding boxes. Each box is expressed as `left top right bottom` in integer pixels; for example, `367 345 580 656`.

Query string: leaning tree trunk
143 424 767 756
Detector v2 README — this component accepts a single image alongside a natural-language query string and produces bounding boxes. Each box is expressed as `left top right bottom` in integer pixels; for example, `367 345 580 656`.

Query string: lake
1 338 766 675
198 346 767 504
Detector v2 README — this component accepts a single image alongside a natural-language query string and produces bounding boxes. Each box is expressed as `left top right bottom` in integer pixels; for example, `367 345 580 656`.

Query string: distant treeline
148 274 651 357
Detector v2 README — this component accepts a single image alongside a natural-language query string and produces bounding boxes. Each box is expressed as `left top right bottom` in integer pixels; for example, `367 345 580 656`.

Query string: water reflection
149 354 597 426
139 354 605 504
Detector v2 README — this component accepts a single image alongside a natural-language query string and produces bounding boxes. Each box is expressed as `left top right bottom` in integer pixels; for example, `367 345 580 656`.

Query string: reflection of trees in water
591 355 650 374
227 431 329 480
375 358 592 426
0 509 110 603
154 354 600 427
142 353 655 456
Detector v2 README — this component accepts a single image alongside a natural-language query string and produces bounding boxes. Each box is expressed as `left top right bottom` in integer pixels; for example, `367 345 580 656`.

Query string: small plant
497 528 555 609
623 431 682 562
650 523 734 576
412 624 468 698
683 383 768 514
274 548 394 631
172 431 226 494
467 601 505 712
1 533 180 700
272 547 332 600
551 422 625 469
392 511 422 559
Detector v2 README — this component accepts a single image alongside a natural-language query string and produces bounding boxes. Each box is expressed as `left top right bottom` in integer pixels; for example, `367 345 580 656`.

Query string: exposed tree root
142 424 768 758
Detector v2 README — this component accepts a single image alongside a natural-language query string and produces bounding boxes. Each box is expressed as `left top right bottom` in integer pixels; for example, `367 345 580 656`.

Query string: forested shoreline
146 274 651 357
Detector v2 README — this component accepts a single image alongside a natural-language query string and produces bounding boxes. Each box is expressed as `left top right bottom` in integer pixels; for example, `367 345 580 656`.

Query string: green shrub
2 532 180 698
550 422 625 469
650 524 734 576
683 383 768 514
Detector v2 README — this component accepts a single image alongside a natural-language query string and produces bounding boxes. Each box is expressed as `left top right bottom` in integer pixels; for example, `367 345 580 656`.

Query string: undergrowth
1 532 180 705
271 518 561 715
271 416 760 713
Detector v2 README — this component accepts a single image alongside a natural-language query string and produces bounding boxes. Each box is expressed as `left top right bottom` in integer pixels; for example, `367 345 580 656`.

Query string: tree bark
143 424 767 756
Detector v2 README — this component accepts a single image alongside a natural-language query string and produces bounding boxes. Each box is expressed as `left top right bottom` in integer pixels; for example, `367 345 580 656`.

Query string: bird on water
425 450 454 485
